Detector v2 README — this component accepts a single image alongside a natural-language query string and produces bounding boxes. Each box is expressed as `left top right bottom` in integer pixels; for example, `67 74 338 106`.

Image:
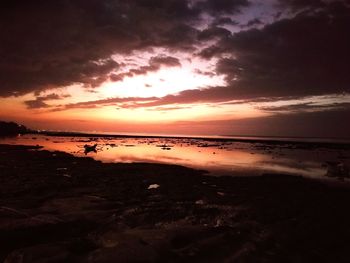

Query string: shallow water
1 134 349 181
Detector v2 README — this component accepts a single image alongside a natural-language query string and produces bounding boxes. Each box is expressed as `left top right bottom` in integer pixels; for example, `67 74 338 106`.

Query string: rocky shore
1 144 350 262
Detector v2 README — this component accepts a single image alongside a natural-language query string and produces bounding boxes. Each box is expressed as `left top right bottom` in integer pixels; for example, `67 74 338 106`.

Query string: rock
147 184 160 190
4 244 70 263
195 200 205 205
87 232 158 263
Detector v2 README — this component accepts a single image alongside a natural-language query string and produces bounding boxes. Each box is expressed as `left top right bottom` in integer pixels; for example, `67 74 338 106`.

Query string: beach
1 143 350 262
2 0 350 261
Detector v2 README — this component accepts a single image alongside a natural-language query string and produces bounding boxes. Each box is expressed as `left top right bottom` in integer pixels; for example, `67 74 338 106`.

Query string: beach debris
0 206 28 217
85 195 106 200
197 143 221 147
161 147 172 150
147 184 160 190
217 192 225 196
56 167 67 171
83 143 98 154
0 206 61 223
75 139 91 142
156 144 173 148
195 200 205 205
325 162 350 180
62 174 71 178
215 219 223 227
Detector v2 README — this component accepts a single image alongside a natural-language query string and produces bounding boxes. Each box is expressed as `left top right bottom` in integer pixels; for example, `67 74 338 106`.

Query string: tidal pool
1 134 349 181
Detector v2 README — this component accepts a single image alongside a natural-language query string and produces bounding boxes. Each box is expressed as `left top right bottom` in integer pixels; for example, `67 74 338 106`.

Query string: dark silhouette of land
0 121 31 136
1 144 350 262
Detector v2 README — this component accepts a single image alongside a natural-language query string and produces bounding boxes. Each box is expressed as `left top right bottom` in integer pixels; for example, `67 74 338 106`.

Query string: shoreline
27 131 350 148
1 144 350 262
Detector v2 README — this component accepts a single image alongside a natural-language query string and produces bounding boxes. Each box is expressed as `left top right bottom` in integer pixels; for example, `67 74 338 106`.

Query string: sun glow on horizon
100 59 225 99
2 48 349 137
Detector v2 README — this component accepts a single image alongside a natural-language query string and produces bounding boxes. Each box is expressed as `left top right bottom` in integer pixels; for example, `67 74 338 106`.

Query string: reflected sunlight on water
1 134 349 180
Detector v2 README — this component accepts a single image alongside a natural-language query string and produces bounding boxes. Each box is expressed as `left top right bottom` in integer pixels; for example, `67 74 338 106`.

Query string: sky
0 0 349 138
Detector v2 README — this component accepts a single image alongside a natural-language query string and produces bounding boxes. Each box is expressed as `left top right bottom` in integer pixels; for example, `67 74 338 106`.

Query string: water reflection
1 134 349 180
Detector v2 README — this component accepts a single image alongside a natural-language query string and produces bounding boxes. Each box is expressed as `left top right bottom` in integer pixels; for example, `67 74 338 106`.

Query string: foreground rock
1 144 350 262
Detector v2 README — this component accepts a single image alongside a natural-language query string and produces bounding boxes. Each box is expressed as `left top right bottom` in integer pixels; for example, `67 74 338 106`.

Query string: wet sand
1 144 350 262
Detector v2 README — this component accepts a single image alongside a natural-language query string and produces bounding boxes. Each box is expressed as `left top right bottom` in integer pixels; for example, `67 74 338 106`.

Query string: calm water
1 134 349 181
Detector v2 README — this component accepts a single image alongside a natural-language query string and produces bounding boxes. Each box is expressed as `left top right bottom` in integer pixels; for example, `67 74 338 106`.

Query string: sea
1 132 349 182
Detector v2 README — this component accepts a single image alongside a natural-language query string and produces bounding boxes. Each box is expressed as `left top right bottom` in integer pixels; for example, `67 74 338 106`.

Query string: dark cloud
25 93 71 109
242 18 264 27
1 0 348 116
199 1 350 100
110 55 181 82
97 84 350 113
148 106 193 111
0 1 126 96
194 69 216 77
257 102 350 113
149 56 181 67
106 86 257 109
132 0 200 19
197 45 223 60
194 0 250 15
51 4 350 114
1 0 250 97
198 27 232 41
277 0 327 10
174 108 350 138
51 96 158 111
25 100 50 110
91 86 304 109
211 17 239 27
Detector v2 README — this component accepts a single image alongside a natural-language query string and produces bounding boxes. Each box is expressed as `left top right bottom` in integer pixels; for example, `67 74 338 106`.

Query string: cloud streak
110 55 181 82
25 93 71 109
50 96 158 111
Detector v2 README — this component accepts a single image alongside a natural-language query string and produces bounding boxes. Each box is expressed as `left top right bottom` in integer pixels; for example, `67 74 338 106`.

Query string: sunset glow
0 0 349 137
1 2 350 261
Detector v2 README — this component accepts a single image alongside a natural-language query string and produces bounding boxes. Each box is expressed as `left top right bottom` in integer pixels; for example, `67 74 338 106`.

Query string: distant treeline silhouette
0 121 30 136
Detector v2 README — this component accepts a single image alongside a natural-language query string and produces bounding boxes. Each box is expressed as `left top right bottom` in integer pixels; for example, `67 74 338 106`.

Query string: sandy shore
1 144 350 262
